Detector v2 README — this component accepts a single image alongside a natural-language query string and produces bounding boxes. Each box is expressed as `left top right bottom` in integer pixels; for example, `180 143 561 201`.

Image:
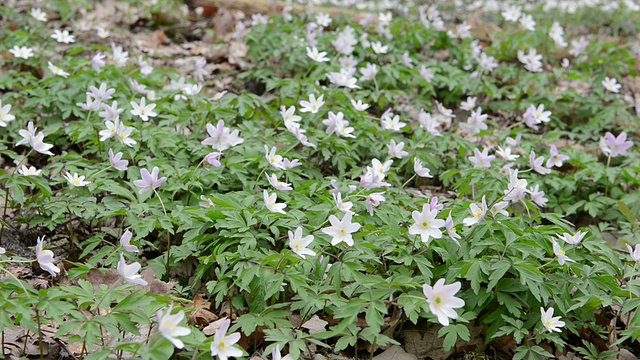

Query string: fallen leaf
301 315 328 334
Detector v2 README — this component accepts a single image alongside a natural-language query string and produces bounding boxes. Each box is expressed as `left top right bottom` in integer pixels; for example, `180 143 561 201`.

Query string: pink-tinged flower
300 93 325 114
599 132 633 157
602 77 621 93
134 167 167 194
505 134 522 148
423 279 465 326
528 184 548 207
117 254 147 286
99 101 124 121
77 94 101 111
546 145 569 168
428 197 444 212
64 172 91 187
130 97 157 121
109 149 128 171
89 83 115 102
205 152 222 167
16 122 54 156
552 239 575 266
365 192 385 216
210 318 243 360
468 148 495 169
388 139 409 159
540 307 565 333
36 236 60 277
157 304 191 349
120 230 139 253
92 52 106 72
322 213 361 246
266 173 293 191
557 231 587 246
409 204 445 244
463 195 488 226
263 190 287 214
529 150 551 175
445 212 461 247
282 158 301 169
627 244 640 263
288 227 316 259
413 158 432 178
201 120 244 151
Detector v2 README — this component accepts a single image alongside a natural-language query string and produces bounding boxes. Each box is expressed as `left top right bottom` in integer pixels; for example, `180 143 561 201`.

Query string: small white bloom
288 227 316 259
263 190 287 214
64 172 91 187
540 307 565 333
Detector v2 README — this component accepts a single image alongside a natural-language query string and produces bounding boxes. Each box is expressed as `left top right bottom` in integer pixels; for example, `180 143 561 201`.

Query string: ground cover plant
1 0 640 359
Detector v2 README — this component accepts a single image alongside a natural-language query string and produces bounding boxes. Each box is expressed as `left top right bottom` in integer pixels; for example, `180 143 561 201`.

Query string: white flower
365 192 385 216
0 100 16 127
130 97 157 121
201 120 244 151
316 13 332 27
288 227 315 259
36 236 60 277
48 62 70 77
602 77 621 93
519 14 536 31
96 26 110 39
265 173 293 191
468 148 495 169
413 158 432 178
210 318 243 360
51 29 75 44
64 172 91 187
18 165 42 176
496 146 520 161
9 46 34 60
31 8 47 22
552 239 575 266
117 125 136 147
371 41 388 54
157 305 191 349
272 345 294 360
322 213 361 246
445 212 461 247
627 244 640 263
409 204 445 244
460 97 477 111
307 46 330 62
540 307 565 333
557 231 587 246
463 195 487 226
117 254 147 286
300 94 325 114
16 122 54 156
351 99 369 111
423 279 465 326
502 6 521 22
264 145 285 170
263 190 287 214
